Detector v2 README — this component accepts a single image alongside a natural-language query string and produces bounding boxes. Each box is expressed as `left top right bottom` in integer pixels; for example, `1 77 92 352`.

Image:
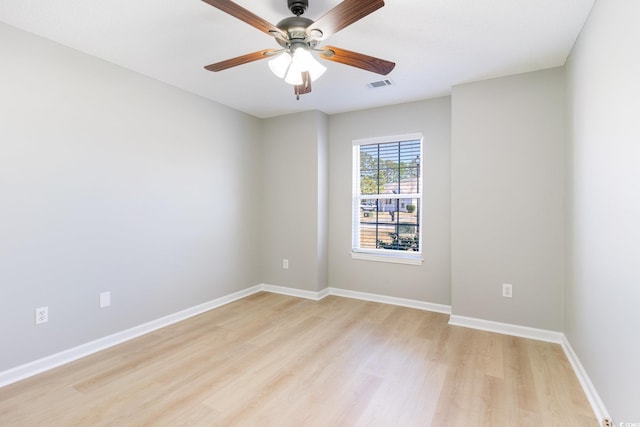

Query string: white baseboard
448 314 564 343
260 283 326 301
261 284 452 314
560 335 610 423
0 285 262 388
328 287 452 314
317 287 331 299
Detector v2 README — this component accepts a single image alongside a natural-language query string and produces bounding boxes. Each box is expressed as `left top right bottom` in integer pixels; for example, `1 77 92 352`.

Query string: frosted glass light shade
268 52 292 79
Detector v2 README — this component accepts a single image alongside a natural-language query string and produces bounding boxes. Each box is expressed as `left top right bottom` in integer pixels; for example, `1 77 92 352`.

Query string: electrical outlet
282 259 289 269
602 418 613 427
35 307 48 325
100 291 111 308
502 283 513 298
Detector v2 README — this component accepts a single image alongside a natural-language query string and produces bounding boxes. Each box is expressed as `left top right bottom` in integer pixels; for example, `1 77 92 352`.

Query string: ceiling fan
202 0 396 99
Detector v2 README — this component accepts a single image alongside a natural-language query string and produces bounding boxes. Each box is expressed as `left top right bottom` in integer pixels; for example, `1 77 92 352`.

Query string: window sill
351 251 424 265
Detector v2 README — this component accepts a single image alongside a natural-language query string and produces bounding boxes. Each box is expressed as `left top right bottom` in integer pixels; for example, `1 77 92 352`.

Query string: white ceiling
1 0 594 118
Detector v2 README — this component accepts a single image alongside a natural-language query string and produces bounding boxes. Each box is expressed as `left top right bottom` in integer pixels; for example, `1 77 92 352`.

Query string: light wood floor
0 292 597 426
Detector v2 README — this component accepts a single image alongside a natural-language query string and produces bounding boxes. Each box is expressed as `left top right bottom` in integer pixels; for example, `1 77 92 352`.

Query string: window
352 133 423 265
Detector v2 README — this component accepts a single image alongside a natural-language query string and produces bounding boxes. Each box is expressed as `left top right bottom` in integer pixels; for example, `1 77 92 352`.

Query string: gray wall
0 23 262 370
328 98 452 304
451 68 565 331
259 111 329 292
565 0 640 421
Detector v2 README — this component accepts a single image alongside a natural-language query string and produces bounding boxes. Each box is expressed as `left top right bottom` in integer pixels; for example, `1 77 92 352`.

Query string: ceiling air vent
367 79 393 89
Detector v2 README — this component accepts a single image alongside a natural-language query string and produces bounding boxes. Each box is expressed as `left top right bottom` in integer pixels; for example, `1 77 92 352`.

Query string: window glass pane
359 170 379 195
379 142 400 193
375 199 420 250
359 145 379 195
358 197 379 249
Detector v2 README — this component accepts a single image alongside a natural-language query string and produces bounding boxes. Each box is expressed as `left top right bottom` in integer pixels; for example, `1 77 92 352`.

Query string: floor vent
367 79 393 88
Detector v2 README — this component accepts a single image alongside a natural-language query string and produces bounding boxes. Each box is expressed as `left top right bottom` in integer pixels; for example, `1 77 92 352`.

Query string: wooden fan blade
306 0 384 40
201 0 286 37
319 46 395 75
204 49 278 72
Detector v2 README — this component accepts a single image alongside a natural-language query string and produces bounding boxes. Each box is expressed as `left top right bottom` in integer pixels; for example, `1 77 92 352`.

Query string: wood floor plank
0 292 598 426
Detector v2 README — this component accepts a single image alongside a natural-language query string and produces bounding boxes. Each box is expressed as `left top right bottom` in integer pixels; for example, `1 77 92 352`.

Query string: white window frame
351 133 424 265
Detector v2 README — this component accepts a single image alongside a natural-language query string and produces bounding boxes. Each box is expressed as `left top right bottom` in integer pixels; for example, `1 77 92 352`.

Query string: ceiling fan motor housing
288 0 308 16
275 16 315 48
